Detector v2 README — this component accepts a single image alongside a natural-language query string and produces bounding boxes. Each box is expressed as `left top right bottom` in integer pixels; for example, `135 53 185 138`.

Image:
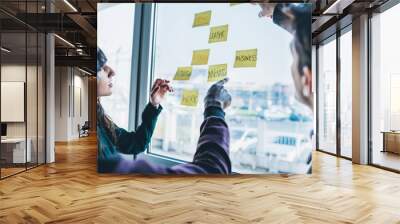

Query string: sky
98 3 135 129
154 3 295 87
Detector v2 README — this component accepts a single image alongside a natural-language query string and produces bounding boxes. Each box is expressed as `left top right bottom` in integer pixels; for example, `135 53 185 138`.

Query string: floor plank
1 135 400 223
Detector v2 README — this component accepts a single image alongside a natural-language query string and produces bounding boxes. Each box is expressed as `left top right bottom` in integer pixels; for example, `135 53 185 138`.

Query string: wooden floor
1 167 26 178
1 135 400 223
1 163 43 178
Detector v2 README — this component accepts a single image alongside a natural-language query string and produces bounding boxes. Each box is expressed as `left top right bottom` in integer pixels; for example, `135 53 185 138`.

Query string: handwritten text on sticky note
173 66 192 80
234 49 257 68
209 25 229 43
193 10 212 27
181 89 199 107
208 64 227 82
191 49 210 65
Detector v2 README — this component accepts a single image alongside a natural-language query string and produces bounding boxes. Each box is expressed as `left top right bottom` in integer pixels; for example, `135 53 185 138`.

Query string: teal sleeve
115 103 162 155
204 106 225 120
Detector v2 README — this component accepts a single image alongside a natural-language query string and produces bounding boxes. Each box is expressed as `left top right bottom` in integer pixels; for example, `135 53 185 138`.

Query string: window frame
315 24 353 161
130 3 186 166
368 0 400 173
338 25 353 159
0 2 47 179
314 0 400 174
316 33 338 156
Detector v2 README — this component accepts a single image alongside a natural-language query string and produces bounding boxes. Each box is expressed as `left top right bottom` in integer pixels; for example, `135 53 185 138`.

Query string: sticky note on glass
208 64 227 82
191 49 210 65
173 66 192 80
209 25 229 43
181 89 199 107
234 49 258 68
193 10 212 27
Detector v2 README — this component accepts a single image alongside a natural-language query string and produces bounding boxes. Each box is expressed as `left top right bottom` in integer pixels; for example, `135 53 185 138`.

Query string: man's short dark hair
294 28 311 75
292 5 312 75
274 3 312 76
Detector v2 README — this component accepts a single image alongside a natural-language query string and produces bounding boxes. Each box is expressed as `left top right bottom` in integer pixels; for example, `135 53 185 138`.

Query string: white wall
1 65 26 135
54 67 89 141
1 65 38 138
55 66 69 141
72 72 89 138
1 63 46 164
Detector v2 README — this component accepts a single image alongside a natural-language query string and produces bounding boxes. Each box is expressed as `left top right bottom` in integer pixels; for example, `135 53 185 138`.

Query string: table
381 131 400 154
1 138 31 164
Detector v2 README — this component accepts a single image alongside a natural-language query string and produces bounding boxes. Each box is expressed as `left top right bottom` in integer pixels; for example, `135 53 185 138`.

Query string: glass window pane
1 30 27 177
38 32 45 165
318 37 337 154
151 3 313 173
27 31 38 168
340 30 352 158
371 3 400 171
97 3 135 130
25 0 42 169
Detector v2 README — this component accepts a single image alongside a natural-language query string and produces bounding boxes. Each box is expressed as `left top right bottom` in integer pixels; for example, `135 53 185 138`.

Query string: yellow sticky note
191 49 210 65
193 10 212 27
173 66 192 80
209 25 229 43
208 64 227 82
181 89 199 107
234 49 258 68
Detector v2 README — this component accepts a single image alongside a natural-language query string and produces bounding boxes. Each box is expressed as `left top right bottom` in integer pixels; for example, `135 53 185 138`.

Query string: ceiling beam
312 0 356 36
312 15 335 33
55 55 95 71
323 0 356 14
67 13 97 46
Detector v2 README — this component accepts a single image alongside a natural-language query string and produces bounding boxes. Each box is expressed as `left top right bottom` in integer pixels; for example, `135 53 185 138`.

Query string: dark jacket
98 106 231 174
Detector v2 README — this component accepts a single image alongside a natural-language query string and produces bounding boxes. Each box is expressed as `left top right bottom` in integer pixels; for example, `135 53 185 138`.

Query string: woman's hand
150 79 173 107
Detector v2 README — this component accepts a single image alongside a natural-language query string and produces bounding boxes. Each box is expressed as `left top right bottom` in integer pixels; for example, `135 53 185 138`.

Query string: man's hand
257 3 277 18
204 78 232 110
150 79 173 107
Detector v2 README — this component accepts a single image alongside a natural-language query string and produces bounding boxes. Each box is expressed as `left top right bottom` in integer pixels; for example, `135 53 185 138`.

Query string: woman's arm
115 103 162 155
114 79 172 155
